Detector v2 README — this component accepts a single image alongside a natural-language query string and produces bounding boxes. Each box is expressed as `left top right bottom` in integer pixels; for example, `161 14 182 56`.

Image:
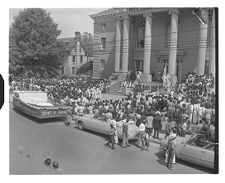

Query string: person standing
106 124 116 149
168 100 175 116
111 118 118 144
164 119 171 139
161 113 168 135
122 118 130 148
145 113 154 137
196 120 203 134
137 122 146 151
209 123 215 142
188 103 194 124
153 112 161 139
167 133 177 169
142 131 150 151
65 109 73 126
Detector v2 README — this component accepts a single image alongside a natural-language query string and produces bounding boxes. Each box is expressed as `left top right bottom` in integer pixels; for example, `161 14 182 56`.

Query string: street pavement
9 102 211 174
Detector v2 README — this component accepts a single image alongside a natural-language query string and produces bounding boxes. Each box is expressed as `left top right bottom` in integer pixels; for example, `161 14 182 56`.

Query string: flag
192 8 209 24
162 65 167 78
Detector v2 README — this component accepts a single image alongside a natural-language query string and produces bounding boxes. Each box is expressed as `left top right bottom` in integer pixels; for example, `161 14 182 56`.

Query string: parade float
13 91 68 119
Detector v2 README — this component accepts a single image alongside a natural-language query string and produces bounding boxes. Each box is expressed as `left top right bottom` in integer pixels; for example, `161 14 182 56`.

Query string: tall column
115 18 122 72
197 9 208 75
140 12 153 83
209 8 215 76
168 9 179 80
143 13 152 74
121 15 129 73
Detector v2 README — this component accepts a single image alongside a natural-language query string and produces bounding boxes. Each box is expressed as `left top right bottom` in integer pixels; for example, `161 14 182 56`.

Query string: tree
9 8 70 77
76 60 93 76
81 32 93 57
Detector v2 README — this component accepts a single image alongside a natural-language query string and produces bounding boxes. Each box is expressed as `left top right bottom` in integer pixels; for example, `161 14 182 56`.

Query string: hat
105 112 112 119
44 158 51 166
52 161 59 169
136 114 141 119
129 113 135 120
163 107 167 112
139 123 145 132
169 133 177 140
155 111 161 116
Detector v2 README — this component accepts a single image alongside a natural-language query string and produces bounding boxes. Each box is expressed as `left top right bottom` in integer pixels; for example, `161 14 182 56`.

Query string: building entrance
134 60 143 72
157 58 183 82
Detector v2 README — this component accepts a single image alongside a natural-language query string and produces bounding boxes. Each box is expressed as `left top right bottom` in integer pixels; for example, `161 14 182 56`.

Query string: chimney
75 31 81 38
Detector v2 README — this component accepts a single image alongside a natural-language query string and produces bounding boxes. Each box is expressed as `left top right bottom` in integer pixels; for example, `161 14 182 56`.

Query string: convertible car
74 114 139 140
160 134 216 169
13 91 68 119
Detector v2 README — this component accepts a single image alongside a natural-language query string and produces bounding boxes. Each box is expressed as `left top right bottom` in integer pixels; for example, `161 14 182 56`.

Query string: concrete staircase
108 80 127 95
107 80 163 96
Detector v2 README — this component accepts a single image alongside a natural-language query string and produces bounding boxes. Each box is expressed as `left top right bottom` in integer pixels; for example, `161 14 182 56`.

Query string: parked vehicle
160 134 216 169
74 114 139 140
13 91 68 119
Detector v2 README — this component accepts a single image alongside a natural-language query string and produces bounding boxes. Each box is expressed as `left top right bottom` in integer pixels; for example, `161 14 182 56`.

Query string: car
13 91 68 119
74 114 139 140
159 134 216 169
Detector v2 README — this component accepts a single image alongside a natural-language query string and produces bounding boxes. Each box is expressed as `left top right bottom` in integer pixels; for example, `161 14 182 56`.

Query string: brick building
90 8 216 82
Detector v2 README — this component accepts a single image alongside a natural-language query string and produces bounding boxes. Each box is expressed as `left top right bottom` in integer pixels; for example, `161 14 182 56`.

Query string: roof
90 8 122 19
90 8 172 19
57 37 88 55
57 37 80 51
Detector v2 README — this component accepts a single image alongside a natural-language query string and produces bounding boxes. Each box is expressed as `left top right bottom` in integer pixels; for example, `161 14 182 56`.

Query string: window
137 27 145 48
61 66 64 74
100 37 106 50
100 59 105 73
205 60 209 74
101 23 106 31
164 19 170 48
72 55 76 62
80 56 83 64
79 46 82 53
72 67 76 74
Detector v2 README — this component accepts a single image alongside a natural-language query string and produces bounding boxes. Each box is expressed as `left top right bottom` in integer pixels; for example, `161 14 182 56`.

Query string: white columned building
90 8 217 81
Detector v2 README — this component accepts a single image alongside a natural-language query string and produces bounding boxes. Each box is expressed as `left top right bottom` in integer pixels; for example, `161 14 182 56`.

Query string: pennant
192 8 209 24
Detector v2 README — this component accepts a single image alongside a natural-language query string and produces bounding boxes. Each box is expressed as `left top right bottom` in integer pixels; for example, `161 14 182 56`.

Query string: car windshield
98 116 107 122
203 143 215 151
92 114 108 122
186 134 208 147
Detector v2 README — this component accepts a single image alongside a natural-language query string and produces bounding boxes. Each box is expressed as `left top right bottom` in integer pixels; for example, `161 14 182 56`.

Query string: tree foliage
81 32 93 57
76 60 93 75
9 8 70 77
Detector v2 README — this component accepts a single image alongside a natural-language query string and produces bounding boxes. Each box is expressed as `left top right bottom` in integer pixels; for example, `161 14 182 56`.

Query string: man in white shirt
137 123 146 151
110 119 118 144
148 95 153 105
145 115 153 137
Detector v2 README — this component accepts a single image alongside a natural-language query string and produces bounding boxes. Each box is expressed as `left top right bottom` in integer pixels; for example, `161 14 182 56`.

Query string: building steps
107 81 127 95
107 80 163 96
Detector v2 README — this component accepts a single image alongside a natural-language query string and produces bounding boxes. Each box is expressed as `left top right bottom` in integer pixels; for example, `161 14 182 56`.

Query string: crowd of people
10 72 216 169
10 76 110 105
10 73 216 143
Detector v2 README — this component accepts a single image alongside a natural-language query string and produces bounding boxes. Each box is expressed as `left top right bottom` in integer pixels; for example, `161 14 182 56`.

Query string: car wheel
78 121 84 130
